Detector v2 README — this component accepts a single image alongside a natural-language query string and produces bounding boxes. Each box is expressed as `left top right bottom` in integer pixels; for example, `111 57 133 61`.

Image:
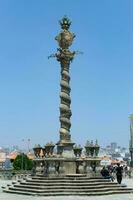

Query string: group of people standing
101 163 123 184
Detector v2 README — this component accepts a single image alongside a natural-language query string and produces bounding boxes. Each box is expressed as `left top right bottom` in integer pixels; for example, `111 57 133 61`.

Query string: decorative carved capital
55 49 75 63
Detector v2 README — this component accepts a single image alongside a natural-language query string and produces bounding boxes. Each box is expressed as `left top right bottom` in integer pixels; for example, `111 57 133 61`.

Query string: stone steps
15 183 120 189
32 176 103 180
20 182 117 187
19 181 118 187
2 176 133 196
25 178 111 183
10 186 130 193
3 189 133 196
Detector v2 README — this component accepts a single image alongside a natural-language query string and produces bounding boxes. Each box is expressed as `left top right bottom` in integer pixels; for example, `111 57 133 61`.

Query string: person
116 163 123 184
124 165 128 177
101 166 114 181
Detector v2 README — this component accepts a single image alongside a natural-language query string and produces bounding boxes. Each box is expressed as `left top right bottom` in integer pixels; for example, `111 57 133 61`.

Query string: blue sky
0 0 133 149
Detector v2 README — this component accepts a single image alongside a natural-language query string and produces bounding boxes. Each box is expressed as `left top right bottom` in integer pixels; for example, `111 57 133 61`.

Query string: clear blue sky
0 0 133 149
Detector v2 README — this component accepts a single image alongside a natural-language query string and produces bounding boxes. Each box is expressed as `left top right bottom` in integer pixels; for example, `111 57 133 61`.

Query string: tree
13 154 33 170
130 160 133 167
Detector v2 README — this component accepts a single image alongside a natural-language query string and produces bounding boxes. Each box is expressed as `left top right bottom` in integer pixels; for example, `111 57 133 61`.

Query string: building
129 114 133 162
0 152 6 169
111 142 117 151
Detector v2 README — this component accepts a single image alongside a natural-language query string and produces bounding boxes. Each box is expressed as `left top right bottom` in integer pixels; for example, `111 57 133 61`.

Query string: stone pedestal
63 160 76 174
33 157 101 177
61 142 75 158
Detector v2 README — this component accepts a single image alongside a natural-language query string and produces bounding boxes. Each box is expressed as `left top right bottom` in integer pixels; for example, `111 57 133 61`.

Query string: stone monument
32 16 101 176
3 17 133 197
55 17 75 158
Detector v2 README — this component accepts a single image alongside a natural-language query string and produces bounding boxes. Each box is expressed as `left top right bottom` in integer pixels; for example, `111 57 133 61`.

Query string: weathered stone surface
2 177 133 197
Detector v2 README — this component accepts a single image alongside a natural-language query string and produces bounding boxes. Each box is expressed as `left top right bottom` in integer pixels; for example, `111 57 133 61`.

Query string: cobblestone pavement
0 178 133 200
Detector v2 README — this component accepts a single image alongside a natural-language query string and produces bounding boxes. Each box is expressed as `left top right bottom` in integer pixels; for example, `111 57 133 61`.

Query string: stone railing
0 169 31 180
32 140 101 177
32 157 101 177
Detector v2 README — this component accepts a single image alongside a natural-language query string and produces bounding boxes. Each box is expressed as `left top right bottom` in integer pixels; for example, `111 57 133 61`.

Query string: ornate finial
48 17 82 59
59 16 71 30
55 16 75 49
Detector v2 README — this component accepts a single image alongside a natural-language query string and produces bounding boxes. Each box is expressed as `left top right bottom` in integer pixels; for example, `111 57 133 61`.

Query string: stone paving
0 178 133 200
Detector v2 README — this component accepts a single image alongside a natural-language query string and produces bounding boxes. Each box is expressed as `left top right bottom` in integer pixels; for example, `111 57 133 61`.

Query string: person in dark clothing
116 163 123 184
101 166 114 181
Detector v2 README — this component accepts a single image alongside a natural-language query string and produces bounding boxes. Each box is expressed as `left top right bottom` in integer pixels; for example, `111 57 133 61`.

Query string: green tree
130 160 133 167
13 154 33 170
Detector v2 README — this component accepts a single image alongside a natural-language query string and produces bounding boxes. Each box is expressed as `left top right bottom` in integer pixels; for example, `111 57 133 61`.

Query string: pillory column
55 17 75 157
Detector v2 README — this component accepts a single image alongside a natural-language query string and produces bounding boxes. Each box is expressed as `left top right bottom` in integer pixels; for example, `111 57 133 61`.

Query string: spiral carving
60 60 71 141
55 17 75 144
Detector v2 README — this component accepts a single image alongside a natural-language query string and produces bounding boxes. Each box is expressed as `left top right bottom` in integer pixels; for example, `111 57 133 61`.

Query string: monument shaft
60 58 71 142
55 17 75 145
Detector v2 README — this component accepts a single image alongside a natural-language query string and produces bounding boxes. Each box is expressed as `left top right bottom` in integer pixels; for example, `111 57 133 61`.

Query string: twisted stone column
60 62 71 140
55 17 75 154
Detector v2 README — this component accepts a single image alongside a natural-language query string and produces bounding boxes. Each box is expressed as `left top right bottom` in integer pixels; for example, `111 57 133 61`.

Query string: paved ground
0 178 133 200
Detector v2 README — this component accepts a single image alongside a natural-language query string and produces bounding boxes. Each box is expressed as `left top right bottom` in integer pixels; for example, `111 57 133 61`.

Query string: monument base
57 140 75 158
63 160 76 174
62 142 75 158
